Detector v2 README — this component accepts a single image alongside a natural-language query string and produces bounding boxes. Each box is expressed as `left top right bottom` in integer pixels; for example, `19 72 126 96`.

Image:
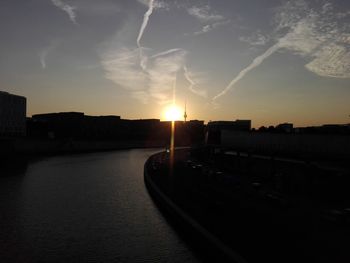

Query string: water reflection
0 149 200 263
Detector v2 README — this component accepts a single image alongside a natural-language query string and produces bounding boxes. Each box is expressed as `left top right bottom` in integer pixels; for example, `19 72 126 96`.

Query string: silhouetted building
0 91 26 137
295 124 350 135
186 120 205 144
31 112 123 139
124 119 162 141
26 117 49 138
28 111 206 146
83 115 122 139
276 123 294 133
206 119 251 144
207 120 251 131
32 112 85 139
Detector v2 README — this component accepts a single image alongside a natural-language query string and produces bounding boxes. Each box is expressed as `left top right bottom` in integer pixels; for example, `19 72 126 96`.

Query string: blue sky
1 0 349 127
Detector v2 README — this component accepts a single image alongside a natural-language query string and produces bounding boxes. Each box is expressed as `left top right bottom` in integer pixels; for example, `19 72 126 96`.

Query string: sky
1 0 350 127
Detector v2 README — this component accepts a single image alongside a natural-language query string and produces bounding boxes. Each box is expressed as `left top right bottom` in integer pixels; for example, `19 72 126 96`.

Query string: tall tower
184 101 187 122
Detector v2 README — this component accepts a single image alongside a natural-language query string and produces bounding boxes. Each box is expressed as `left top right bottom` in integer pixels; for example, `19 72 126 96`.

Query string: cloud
136 0 158 72
276 2 350 78
187 5 224 23
186 4 228 36
148 49 187 104
137 0 168 10
131 90 150 104
150 48 182 58
39 48 50 69
183 66 207 98
213 43 280 100
101 46 187 104
273 0 309 32
101 48 148 92
305 43 350 78
51 0 78 25
213 0 350 101
38 40 60 69
239 31 269 46
100 1 189 105
137 0 155 48
193 20 230 36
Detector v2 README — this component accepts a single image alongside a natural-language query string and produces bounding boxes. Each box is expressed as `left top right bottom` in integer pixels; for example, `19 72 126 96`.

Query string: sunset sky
1 0 349 127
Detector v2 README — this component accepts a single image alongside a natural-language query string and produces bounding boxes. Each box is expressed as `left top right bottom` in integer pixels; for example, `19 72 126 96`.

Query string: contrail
184 66 207 97
39 49 49 69
213 43 280 101
137 0 154 48
39 41 59 69
151 48 182 58
51 0 78 25
136 0 154 71
183 66 195 86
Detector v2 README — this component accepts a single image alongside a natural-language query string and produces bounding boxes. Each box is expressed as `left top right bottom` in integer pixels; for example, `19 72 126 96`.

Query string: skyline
1 0 350 127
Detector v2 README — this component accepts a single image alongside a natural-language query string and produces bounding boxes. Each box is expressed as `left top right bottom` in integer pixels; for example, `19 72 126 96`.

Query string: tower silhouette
184 101 187 122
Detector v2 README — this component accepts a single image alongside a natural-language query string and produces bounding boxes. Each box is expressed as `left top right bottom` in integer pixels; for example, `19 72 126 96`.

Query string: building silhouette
206 119 251 144
0 91 26 137
28 112 205 146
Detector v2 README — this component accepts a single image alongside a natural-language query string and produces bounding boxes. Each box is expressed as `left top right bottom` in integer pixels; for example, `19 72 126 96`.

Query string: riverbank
145 148 350 263
144 150 246 263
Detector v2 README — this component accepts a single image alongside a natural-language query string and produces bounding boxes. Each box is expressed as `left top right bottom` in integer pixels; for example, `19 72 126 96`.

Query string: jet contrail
183 66 195 85
136 0 154 71
137 0 154 48
213 43 280 100
39 49 49 69
151 48 182 58
39 41 59 69
51 0 78 25
184 66 207 97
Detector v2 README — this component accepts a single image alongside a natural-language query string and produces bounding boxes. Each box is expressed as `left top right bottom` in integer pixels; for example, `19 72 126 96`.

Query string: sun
164 104 182 121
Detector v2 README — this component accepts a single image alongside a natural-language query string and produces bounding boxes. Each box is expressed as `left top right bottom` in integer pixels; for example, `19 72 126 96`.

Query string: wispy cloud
101 46 187 104
276 1 350 78
137 0 155 48
239 30 269 46
51 0 78 25
39 49 50 69
183 66 207 98
100 1 190 105
213 0 350 101
136 0 158 73
187 5 224 23
38 41 60 69
187 4 228 36
148 49 186 103
150 48 182 58
137 0 168 10
213 44 280 100
101 48 147 92
305 43 350 78
193 20 230 36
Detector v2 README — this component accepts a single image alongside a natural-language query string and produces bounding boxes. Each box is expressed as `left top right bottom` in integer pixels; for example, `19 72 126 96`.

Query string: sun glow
164 104 182 121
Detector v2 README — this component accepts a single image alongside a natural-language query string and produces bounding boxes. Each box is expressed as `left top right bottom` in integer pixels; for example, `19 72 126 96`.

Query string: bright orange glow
164 104 182 121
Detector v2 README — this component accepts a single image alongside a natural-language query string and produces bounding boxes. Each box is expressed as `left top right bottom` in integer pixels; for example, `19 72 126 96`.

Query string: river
0 149 200 262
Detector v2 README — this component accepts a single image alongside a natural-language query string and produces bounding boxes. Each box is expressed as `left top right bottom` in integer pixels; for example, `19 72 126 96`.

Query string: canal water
0 149 200 262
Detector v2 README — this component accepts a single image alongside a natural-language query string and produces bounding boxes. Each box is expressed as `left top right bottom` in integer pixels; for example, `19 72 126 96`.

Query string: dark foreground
145 148 350 263
0 149 201 263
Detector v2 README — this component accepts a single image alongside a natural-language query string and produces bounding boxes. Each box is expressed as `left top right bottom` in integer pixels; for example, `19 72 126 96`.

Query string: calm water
0 149 200 263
